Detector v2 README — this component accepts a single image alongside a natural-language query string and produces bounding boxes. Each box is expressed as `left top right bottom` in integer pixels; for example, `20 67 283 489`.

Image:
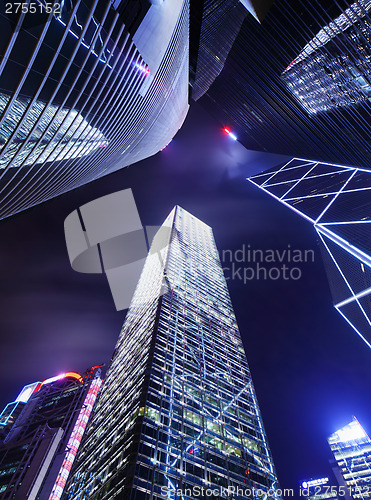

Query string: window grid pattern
282 0 371 114
65 206 279 499
0 0 189 219
328 418 371 499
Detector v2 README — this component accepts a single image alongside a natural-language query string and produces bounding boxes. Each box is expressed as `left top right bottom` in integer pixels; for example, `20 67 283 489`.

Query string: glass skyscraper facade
0 0 189 219
328 418 371 499
281 0 371 114
65 206 279 499
249 158 371 348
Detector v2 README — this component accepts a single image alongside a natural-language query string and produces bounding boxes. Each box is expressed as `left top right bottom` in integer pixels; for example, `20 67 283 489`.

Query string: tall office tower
65 207 279 499
281 0 371 114
189 0 275 101
189 0 247 101
328 418 371 499
199 0 371 168
0 0 189 219
249 158 371 348
0 368 102 499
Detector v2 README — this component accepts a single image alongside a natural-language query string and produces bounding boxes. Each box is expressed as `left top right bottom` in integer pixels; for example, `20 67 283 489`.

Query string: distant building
282 0 371 114
0 381 41 443
0 367 102 499
300 477 340 500
328 418 371 499
249 158 371 348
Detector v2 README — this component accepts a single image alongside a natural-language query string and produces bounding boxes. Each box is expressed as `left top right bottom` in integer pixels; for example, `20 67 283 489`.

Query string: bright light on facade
223 127 238 140
332 419 368 444
65 206 280 498
328 418 371 498
48 376 103 500
302 477 329 489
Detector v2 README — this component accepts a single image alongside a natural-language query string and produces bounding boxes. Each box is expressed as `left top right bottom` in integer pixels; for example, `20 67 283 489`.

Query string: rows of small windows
159 303 236 336
143 387 262 445
149 358 251 411
150 360 246 397
132 441 274 495
154 361 248 399
151 354 249 402
67 358 149 482
157 327 245 366
70 419 133 483
161 292 237 331
133 463 274 495
136 422 270 478
161 284 238 327
158 299 243 349
66 431 134 498
95 365 147 418
66 296 156 488
154 324 250 380
145 370 259 428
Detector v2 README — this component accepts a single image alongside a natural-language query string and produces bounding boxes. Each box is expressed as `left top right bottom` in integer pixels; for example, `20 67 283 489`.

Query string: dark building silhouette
200 0 371 169
0 368 102 499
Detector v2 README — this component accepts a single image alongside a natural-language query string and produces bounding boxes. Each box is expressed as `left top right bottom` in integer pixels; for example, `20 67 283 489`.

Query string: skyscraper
0 367 102 499
199 0 371 168
249 158 371 348
65 207 279 499
188 0 275 101
0 0 190 219
328 418 371 499
281 0 371 114
0 0 262 220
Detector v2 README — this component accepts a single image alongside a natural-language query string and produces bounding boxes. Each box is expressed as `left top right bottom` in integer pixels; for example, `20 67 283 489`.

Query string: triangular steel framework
249 157 371 348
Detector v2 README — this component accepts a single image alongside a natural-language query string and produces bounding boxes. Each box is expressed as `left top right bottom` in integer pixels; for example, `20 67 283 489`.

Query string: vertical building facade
249 158 371 348
199 0 371 168
281 0 371 114
65 206 279 499
328 418 371 499
0 368 102 499
0 0 189 219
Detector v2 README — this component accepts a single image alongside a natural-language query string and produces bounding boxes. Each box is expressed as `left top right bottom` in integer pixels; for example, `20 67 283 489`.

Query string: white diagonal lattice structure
249 158 371 348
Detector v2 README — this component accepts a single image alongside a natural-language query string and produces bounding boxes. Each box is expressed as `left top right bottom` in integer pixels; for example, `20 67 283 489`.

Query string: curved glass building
0 0 190 218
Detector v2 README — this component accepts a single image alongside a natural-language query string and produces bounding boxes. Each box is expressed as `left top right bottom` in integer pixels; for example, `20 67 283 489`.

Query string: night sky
1 102 370 498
